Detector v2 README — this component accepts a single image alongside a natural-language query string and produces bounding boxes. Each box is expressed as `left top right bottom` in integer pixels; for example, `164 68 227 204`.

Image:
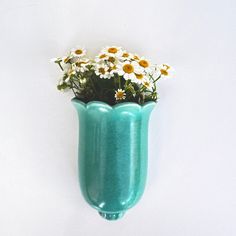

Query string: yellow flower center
122 53 129 57
139 60 149 68
143 81 150 87
108 47 118 53
108 57 116 63
99 68 106 74
116 91 125 99
160 69 168 76
99 54 107 59
123 64 134 74
135 73 144 80
75 49 83 55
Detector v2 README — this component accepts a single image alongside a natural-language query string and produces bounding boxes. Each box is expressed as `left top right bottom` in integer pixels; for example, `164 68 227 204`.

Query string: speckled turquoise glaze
72 99 155 220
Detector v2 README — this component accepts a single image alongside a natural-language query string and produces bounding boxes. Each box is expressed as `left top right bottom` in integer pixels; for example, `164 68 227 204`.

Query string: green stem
57 62 64 71
153 75 161 83
71 77 80 90
70 81 77 97
118 76 121 89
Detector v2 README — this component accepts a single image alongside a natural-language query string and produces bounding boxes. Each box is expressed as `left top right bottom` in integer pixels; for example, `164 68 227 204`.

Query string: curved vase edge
71 98 156 111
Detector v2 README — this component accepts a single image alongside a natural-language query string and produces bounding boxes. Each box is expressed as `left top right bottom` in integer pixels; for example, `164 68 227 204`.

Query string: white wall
0 0 235 235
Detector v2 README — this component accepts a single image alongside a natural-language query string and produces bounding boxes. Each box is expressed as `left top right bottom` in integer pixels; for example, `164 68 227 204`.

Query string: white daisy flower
115 89 126 100
75 58 91 72
71 47 86 58
120 51 133 61
142 78 154 90
102 46 123 57
133 72 147 84
95 53 109 62
158 64 174 79
137 57 152 72
117 61 142 81
95 64 111 79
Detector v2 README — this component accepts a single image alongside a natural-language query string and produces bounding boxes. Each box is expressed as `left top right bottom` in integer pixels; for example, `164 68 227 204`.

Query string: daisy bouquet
52 46 173 105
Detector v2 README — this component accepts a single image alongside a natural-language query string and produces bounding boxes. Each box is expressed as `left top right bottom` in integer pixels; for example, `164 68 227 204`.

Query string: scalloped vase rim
71 98 156 110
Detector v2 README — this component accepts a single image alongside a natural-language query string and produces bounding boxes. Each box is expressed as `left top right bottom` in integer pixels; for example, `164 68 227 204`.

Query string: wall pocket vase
72 99 155 220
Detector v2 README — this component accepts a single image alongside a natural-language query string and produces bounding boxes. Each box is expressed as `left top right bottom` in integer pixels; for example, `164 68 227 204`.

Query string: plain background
0 0 235 235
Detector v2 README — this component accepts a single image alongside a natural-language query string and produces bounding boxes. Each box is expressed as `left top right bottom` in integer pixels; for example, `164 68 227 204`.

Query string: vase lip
71 98 156 110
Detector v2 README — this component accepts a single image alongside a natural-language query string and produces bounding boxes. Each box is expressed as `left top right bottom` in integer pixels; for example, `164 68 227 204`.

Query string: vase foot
98 211 125 220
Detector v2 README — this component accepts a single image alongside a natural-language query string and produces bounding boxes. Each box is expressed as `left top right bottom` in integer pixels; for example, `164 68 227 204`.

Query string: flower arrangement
52 46 173 105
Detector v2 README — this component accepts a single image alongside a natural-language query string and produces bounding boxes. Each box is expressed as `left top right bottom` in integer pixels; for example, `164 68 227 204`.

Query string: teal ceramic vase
72 99 155 220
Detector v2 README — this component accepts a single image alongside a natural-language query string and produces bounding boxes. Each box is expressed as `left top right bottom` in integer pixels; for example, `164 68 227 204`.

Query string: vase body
72 99 155 220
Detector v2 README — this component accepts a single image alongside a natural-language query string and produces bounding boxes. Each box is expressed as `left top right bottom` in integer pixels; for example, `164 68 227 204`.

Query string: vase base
98 211 125 220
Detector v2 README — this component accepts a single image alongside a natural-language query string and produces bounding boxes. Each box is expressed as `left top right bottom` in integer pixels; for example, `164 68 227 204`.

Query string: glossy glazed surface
72 99 155 220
